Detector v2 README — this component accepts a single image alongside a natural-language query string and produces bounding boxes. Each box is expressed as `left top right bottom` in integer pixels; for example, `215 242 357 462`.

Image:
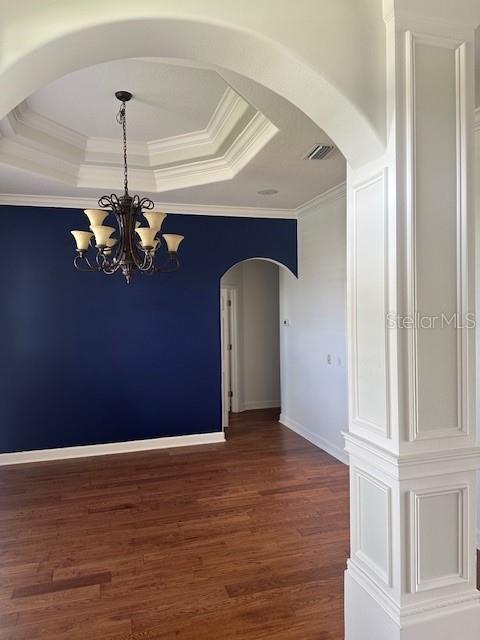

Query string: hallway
0 411 349 640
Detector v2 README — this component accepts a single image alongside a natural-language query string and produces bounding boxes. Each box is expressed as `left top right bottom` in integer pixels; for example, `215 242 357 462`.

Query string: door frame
220 285 240 428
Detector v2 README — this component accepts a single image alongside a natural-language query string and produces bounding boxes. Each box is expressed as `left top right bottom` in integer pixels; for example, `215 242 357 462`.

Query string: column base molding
344 432 480 480
345 563 480 640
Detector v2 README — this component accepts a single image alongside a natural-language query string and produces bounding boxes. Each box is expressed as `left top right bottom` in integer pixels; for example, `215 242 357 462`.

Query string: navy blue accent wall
0 206 296 453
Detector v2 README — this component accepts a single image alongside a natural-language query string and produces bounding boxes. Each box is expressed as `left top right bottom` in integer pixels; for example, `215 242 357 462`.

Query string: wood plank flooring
1 409 474 639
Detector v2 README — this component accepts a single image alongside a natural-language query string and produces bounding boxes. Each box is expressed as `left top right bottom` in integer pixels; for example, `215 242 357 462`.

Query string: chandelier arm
98 194 120 210
111 209 126 266
73 253 98 272
125 202 145 271
94 250 104 270
138 197 154 211
101 260 121 275
133 238 156 266
97 197 123 264
136 250 154 272
100 250 114 270
131 238 147 267
107 242 122 266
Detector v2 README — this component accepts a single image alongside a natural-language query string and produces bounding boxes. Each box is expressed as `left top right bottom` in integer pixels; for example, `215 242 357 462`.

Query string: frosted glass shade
144 211 167 231
84 209 108 227
136 227 158 249
91 225 115 247
71 230 93 252
103 237 118 254
163 234 184 253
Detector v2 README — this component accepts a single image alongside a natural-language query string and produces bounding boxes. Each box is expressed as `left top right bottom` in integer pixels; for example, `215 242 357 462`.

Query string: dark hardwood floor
13 409 480 638
0 410 478 639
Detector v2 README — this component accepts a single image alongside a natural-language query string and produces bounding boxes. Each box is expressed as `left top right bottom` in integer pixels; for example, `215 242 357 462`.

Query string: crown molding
78 112 278 192
85 88 249 166
12 101 87 150
0 181 348 220
0 112 84 164
0 193 297 219
77 164 156 191
84 137 149 163
0 137 79 185
207 87 248 145
0 88 270 193
295 181 346 217
4 88 250 171
153 112 278 190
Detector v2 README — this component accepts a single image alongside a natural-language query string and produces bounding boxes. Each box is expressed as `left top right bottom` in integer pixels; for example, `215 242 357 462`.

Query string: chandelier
70 91 184 284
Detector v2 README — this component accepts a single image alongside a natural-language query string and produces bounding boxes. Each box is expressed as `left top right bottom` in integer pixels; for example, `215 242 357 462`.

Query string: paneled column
344 6 480 639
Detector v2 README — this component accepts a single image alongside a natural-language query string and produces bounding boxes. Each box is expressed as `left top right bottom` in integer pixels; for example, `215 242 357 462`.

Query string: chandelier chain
116 101 129 195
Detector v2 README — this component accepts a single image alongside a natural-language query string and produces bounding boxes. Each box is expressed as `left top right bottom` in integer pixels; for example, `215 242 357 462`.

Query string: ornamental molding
0 87 278 194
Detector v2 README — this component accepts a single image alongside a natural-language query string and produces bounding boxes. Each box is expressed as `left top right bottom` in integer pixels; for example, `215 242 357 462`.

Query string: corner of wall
279 413 349 466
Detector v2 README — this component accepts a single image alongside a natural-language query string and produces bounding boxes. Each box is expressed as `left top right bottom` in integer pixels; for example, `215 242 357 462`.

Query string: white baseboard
280 413 349 465
477 529 480 550
237 400 280 412
0 432 226 466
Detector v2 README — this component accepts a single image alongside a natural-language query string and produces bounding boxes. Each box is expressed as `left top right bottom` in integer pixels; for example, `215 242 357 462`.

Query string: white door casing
227 288 240 414
220 287 231 429
221 286 240 427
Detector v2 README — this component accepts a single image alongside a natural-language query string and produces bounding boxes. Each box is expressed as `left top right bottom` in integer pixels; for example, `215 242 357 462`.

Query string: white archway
0 15 384 168
220 258 288 428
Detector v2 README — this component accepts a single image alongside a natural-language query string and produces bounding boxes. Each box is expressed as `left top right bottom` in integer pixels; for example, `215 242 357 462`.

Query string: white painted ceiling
0 58 346 215
28 60 226 142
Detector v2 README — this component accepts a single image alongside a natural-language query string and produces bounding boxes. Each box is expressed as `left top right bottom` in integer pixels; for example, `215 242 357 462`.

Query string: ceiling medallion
70 91 184 284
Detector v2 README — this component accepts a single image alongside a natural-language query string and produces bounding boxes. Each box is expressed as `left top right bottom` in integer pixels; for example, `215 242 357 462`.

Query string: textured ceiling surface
27 60 227 141
0 58 346 214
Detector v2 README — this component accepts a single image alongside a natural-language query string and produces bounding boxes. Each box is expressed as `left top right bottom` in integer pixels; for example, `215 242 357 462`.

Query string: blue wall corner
0 206 297 453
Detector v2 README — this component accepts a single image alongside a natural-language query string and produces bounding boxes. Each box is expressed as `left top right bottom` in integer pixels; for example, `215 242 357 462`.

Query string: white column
344 6 480 640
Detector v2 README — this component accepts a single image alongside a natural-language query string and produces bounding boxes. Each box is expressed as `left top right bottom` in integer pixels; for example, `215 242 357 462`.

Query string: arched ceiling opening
0 3 395 216
0 57 348 213
0 5 386 167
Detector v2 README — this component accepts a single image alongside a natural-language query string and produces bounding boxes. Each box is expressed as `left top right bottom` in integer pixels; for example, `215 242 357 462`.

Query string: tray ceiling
0 59 346 216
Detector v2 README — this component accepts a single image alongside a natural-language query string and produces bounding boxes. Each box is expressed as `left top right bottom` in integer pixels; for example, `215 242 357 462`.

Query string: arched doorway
220 258 294 429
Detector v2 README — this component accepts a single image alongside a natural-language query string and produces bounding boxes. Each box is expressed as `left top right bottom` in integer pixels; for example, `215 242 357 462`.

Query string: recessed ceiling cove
0 59 277 194
0 59 346 214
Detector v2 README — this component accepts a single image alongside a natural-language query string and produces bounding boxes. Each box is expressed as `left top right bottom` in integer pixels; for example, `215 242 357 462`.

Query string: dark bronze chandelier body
71 91 184 284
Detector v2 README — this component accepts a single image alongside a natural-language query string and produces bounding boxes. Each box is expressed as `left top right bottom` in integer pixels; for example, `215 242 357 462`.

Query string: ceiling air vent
305 144 335 160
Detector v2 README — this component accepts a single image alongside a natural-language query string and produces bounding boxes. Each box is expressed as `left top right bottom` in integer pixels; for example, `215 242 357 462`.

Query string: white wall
221 260 280 411
279 186 348 463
